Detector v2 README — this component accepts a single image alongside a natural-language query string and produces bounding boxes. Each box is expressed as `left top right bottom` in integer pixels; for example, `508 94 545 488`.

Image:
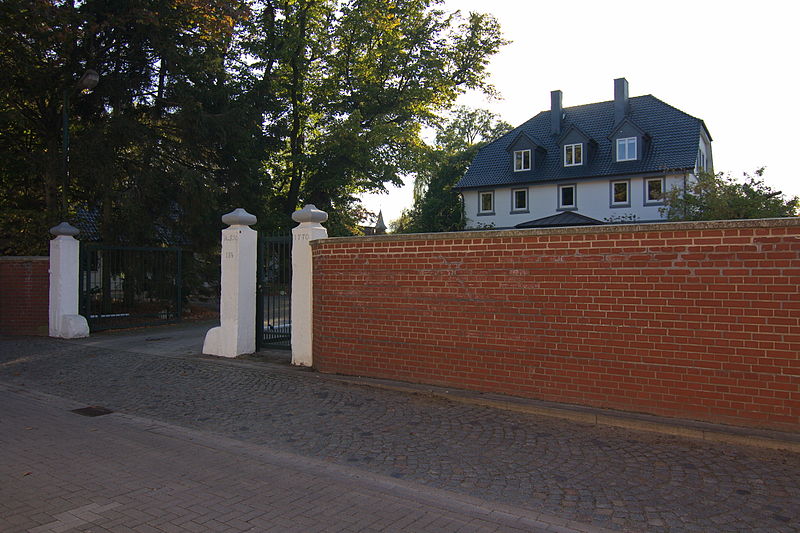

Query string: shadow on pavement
69 320 290 364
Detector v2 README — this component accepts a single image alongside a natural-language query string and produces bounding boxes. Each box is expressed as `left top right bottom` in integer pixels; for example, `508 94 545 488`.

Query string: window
616 137 637 161
611 180 630 206
564 143 583 167
514 149 531 172
698 149 706 172
512 188 528 212
558 184 576 209
478 191 494 214
645 178 664 204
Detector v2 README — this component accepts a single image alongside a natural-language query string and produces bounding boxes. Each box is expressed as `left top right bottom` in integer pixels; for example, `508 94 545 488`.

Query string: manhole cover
71 406 114 417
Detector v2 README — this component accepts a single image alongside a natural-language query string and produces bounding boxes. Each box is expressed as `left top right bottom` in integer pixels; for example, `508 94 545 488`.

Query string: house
454 78 712 228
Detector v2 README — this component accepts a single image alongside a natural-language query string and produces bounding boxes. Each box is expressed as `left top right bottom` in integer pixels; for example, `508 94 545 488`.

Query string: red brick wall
0 257 49 336
312 219 800 432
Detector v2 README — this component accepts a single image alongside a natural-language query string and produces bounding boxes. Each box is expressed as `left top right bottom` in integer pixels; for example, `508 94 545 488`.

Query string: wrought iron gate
256 235 291 349
79 244 183 331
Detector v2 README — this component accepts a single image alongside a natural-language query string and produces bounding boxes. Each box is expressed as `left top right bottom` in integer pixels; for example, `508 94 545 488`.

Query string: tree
245 0 506 234
661 168 798 221
0 0 262 254
1 0 506 254
393 106 510 233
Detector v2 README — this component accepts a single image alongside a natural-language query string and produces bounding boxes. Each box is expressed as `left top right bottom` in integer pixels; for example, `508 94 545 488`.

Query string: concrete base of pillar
202 325 251 358
51 314 90 339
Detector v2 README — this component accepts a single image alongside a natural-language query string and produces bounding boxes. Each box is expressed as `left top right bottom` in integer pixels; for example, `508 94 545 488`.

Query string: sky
360 0 800 228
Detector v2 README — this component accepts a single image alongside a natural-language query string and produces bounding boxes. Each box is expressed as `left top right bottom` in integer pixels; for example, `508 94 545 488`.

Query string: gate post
291 205 328 366
48 222 89 338
203 208 258 358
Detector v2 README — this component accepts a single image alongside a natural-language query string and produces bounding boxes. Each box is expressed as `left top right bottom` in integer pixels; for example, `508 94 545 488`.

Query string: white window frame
478 190 494 215
645 177 664 204
511 188 528 212
558 184 577 210
513 149 532 172
616 137 637 162
563 143 583 167
610 180 630 207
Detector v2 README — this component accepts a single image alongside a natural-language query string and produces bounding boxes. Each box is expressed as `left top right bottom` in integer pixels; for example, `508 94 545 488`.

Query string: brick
0 257 49 336
312 222 800 431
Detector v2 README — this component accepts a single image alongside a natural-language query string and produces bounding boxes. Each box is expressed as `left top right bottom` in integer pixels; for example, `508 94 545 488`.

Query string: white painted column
203 208 258 358
291 205 328 367
48 222 90 339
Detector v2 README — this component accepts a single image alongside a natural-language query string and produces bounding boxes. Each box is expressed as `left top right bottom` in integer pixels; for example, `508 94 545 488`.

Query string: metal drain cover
71 406 114 417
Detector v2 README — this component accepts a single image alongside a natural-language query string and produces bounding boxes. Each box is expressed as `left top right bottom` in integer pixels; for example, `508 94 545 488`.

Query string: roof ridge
636 94 701 122
558 94 658 111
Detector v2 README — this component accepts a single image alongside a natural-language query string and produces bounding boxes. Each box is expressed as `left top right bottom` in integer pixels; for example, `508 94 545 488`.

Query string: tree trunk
283 2 310 217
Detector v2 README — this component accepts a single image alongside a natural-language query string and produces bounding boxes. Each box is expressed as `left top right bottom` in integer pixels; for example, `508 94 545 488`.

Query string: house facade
454 78 712 228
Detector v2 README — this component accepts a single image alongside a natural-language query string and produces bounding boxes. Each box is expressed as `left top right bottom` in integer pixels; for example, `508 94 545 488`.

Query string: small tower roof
374 210 387 234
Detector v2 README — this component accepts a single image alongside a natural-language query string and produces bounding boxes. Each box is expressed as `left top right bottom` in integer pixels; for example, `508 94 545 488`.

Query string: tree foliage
245 0 506 234
661 168 798 221
0 0 505 254
392 106 511 233
0 0 259 254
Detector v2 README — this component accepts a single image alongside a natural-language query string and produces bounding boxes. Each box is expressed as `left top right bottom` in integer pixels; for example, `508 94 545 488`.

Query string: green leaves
245 0 505 234
0 0 268 252
1 0 506 251
394 106 511 234
661 168 799 221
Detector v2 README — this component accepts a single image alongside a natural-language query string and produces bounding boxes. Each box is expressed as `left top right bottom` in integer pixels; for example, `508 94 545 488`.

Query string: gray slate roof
73 208 188 245
73 208 102 242
454 95 709 190
514 211 604 229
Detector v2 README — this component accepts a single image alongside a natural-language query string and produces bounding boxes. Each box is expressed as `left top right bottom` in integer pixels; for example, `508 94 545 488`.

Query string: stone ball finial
49 222 80 237
221 208 257 227
292 204 328 224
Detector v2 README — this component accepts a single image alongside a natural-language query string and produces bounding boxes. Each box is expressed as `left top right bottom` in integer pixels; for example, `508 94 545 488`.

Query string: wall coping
312 217 800 247
0 256 49 262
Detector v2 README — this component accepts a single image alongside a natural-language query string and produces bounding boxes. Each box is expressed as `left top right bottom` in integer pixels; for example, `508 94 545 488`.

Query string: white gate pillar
48 222 90 339
203 208 258 358
291 205 328 367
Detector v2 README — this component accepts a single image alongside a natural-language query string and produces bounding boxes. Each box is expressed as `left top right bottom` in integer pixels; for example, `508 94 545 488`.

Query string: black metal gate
79 244 183 331
256 235 292 350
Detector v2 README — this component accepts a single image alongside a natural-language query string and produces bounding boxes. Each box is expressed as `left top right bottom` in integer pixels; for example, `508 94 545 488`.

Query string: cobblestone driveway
1 335 798 532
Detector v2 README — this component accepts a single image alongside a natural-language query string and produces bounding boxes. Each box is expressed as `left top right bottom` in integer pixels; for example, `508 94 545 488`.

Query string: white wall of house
463 174 688 229
697 130 713 173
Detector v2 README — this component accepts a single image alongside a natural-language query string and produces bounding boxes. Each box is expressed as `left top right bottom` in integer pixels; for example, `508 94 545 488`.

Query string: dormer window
506 132 543 173
564 143 582 167
514 149 531 172
616 137 637 161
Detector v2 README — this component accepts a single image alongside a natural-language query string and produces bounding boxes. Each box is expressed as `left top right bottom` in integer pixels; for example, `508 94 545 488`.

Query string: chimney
614 78 629 125
551 90 562 135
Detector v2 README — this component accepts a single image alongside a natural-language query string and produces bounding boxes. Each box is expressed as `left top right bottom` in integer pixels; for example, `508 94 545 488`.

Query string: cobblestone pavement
1 385 581 533
1 334 799 532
